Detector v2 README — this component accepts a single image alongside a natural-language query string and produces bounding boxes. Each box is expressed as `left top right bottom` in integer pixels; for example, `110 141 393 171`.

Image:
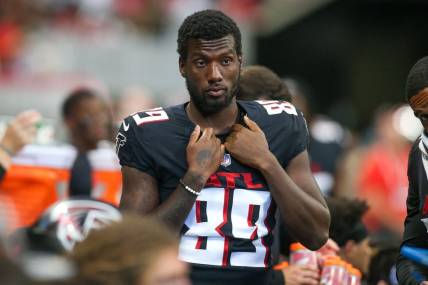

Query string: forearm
259 155 329 250
153 171 207 233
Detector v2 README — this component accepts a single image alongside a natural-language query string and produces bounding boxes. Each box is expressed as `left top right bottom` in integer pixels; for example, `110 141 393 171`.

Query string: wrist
257 152 278 173
182 170 208 193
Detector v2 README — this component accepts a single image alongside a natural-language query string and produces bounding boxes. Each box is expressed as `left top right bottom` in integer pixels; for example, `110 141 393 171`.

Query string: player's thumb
189 125 201 144
244 116 261 132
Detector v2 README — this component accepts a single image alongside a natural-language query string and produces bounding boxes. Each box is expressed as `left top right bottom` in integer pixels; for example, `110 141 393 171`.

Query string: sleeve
397 148 428 284
285 110 310 162
116 116 158 178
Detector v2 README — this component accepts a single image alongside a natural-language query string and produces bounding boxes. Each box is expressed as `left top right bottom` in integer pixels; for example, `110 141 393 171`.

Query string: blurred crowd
0 1 424 285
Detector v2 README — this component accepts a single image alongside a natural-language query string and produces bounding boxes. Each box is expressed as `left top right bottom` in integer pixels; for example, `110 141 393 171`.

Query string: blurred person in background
238 65 291 102
118 9 329 285
71 214 190 285
397 56 428 284
367 244 399 285
327 197 372 277
285 78 349 197
0 110 41 180
62 88 114 197
356 104 411 237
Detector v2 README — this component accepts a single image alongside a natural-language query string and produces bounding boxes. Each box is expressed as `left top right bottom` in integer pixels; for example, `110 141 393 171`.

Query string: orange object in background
0 165 59 230
0 145 122 231
92 170 122 205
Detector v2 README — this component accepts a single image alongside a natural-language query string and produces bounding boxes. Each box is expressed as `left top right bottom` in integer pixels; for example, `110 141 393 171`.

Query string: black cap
406 56 428 101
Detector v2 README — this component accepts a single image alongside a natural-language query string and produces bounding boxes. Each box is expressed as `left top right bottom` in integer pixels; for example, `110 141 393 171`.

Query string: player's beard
186 75 240 117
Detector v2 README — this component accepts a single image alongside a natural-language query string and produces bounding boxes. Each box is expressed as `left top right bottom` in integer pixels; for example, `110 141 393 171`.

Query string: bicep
119 166 159 214
286 150 326 205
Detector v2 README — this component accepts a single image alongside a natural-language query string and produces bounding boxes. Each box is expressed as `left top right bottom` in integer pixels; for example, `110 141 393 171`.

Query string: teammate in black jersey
117 10 330 285
397 56 428 285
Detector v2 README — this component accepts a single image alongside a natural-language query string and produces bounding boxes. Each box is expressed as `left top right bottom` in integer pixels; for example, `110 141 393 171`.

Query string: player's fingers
301 268 319 280
299 276 318 285
189 125 201 144
219 144 225 159
244 115 261 132
224 132 236 144
200 127 213 140
231 124 244 132
224 141 231 151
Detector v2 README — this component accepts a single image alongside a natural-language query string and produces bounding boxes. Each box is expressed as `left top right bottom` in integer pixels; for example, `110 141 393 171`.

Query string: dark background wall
256 0 428 131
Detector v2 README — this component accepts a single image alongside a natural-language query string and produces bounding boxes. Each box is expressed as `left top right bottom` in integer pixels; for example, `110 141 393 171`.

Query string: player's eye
221 58 232 65
194 59 206 68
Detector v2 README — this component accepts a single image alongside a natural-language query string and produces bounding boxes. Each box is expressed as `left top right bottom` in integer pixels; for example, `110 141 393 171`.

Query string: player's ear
238 55 243 67
179 57 186 78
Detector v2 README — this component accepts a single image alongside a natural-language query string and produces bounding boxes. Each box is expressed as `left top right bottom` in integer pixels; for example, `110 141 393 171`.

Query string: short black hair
327 197 369 247
177 9 242 60
238 65 291 101
405 56 428 102
62 88 97 120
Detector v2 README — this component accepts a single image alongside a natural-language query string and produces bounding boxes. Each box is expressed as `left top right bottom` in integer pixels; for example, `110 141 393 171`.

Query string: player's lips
205 86 227 97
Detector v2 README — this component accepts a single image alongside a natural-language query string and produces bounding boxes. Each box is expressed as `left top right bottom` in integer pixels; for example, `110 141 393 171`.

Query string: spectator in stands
62 88 114 197
0 110 41 180
238 65 291 101
327 197 372 276
285 78 349 196
356 105 410 236
71 214 190 285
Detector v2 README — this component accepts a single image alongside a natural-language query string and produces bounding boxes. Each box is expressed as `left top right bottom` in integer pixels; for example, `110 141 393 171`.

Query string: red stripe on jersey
262 200 275 267
248 204 258 240
215 188 231 267
223 237 230 267
242 173 263 189
195 236 203 249
195 200 202 223
247 204 254 227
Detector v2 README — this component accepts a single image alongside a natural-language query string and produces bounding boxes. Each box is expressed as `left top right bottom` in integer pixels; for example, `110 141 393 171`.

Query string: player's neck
186 101 239 135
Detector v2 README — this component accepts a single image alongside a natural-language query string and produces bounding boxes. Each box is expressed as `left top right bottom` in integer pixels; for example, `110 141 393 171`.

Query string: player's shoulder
119 104 186 134
238 100 303 126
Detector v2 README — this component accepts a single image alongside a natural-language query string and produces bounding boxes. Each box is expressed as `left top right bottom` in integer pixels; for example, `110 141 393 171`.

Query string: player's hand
282 264 319 285
1 110 41 155
317 238 340 257
186 125 224 180
224 116 273 169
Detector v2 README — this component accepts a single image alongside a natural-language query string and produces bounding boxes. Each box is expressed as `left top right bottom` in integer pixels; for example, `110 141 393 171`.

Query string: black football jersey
117 100 308 282
397 135 428 283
